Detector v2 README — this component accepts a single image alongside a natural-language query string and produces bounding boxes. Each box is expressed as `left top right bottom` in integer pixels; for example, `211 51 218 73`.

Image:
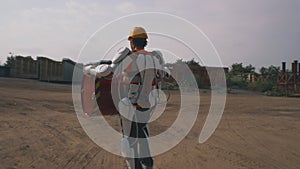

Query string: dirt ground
0 77 299 169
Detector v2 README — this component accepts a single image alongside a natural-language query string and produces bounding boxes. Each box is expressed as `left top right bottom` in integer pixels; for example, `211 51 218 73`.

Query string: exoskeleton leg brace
119 97 153 169
119 97 136 169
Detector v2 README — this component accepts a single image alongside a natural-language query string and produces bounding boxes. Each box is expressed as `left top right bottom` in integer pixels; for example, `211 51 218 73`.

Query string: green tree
230 63 255 74
175 58 200 66
267 65 280 75
227 63 256 89
244 64 255 74
259 67 268 76
259 65 280 82
185 58 200 66
230 63 243 76
259 65 279 75
4 56 16 67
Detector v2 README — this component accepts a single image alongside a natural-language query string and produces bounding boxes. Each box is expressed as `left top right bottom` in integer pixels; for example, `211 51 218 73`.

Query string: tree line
172 59 284 95
2 56 287 95
226 63 282 95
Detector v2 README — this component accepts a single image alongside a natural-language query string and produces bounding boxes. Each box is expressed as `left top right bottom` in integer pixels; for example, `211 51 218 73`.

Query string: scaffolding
277 60 300 96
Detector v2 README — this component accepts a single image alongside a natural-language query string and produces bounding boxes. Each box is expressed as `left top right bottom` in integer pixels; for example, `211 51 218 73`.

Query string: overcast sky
0 0 299 70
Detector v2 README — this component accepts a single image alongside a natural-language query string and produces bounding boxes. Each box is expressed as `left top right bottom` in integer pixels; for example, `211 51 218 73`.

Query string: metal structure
5 56 82 83
277 60 300 95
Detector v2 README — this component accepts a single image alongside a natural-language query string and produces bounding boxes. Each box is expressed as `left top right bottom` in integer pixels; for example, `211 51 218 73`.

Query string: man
83 26 166 169
118 26 164 169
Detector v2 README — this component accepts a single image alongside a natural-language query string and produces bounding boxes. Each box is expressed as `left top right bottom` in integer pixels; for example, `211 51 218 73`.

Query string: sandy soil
0 77 299 169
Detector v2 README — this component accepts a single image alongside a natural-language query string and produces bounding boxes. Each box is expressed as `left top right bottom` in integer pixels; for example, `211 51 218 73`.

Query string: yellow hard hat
128 27 148 39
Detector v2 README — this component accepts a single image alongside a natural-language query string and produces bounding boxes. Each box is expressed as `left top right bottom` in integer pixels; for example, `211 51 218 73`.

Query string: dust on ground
0 77 299 169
